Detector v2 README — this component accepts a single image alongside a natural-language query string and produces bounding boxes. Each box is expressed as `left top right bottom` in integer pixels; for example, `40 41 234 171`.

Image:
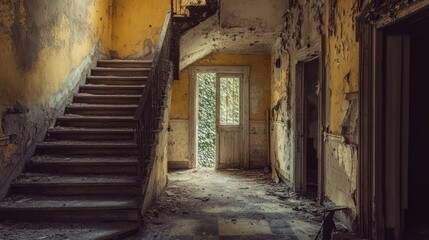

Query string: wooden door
216 74 242 169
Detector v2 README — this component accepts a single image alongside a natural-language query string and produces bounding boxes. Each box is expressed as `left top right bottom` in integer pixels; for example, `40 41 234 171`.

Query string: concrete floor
128 168 356 240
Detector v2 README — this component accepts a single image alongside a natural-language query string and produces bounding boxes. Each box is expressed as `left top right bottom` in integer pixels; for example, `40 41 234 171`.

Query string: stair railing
134 12 174 187
172 0 207 15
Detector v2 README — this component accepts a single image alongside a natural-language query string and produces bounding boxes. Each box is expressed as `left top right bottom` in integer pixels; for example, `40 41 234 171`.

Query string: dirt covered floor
128 168 359 240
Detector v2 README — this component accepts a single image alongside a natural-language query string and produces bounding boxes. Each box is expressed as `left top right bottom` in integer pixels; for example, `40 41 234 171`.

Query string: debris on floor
127 168 359 240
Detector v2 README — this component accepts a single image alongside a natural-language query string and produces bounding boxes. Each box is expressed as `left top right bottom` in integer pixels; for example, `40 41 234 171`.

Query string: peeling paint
271 0 324 184
111 0 170 59
180 0 288 70
0 0 112 196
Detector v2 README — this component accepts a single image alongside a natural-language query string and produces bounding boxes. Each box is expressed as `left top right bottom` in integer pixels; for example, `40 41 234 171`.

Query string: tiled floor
127 168 356 240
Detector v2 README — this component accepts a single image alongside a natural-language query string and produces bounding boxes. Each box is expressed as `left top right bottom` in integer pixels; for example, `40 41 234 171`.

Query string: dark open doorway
296 56 320 199
404 16 429 240
304 58 320 199
381 10 429 239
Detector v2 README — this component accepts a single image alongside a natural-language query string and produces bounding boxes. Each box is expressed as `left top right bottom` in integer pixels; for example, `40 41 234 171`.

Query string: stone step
10 173 138 196
36 141 139 155
0 195 138 222
27 156 138 175
0 221 140 240
97 59 152 68
91 67 150 77
56 115 137 128
80 84 144 95
46 127 135 141
86 76 147 85
73 94 141 105
65 104 137 116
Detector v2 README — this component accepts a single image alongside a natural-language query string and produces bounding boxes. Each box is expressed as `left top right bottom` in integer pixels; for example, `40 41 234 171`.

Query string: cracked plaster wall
0 0 112 197
270 0 324 185
110 0 171 59
270 0 359 229
180 0 288 70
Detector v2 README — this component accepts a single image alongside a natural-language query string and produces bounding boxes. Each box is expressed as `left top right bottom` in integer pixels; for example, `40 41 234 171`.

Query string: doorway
375 10 429 240
384 16 429 240
190 67 250 170
304 59 320 199
406 28 429 240
296 57 321 198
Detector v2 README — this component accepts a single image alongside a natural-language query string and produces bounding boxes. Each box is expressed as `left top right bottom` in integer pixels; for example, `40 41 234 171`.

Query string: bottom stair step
0 221 139 240
36 141 139 155
28 156 138 175
0 195 139 222
11 173 138 196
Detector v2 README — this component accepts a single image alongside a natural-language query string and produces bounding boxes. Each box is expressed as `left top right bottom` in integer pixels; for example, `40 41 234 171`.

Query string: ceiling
180 0 288 69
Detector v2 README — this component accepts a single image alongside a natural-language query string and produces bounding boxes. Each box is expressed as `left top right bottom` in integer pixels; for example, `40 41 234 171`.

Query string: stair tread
68 103 138 108
13 173 137 185
80 84 144 88
92 67 150 71
0 221 139 240
75 93 141 98
98 59 152 63
30 155 138 164
88 75 147 79
38 140 137 146
58 115 135 120
48 127 134 133
0 195 137 209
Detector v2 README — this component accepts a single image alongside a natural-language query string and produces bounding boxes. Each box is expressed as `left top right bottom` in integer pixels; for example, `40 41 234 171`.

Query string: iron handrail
134 11 174 179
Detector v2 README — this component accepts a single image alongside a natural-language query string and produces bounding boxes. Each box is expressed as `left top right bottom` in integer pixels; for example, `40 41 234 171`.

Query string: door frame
294 38 325 202
357 2 429 238
189 66 250 169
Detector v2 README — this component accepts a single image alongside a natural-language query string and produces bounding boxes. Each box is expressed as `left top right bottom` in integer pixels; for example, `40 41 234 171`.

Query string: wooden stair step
36 141 138 155
80 84 144 95
91 67 150 77
46 127 135 141
87 76 147 85
0 221 140 240
28 155 138 175
97 59 152 68
56 115 136 128
0 195 138 222
65 104 137 116
74 94 141 105
11 173 137 196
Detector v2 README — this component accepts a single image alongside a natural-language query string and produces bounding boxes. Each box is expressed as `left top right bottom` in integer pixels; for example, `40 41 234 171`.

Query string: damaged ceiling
180 0 288 69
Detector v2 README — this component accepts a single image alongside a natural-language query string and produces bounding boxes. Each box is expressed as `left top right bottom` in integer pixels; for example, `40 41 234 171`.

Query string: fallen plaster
127 168 361 239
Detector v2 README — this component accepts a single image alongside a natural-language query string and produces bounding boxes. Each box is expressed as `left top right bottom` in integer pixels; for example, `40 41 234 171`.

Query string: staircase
0 59 151 239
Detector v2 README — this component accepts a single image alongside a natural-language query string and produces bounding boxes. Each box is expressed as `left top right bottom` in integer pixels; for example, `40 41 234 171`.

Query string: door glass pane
220 77 240 125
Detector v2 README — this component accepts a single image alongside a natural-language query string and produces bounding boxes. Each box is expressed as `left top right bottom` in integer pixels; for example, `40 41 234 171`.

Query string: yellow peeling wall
270 0 359 229
0 0 112 195
110 0 171 59
169 52 271 168
327 0 359 135
323 0 359 227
